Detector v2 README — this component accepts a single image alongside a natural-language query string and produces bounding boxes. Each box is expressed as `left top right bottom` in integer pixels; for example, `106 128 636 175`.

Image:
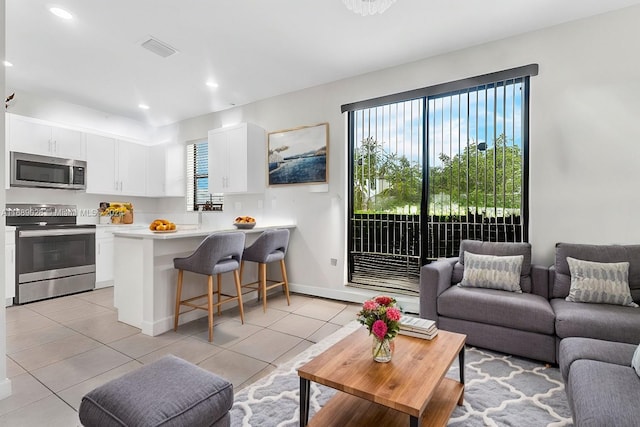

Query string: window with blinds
186 140 209 211
344 65 535 293
426 78 528 259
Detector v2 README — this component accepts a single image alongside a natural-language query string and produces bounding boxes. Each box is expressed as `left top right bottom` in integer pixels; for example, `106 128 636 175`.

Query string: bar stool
173 231 246 342
240 229 291 312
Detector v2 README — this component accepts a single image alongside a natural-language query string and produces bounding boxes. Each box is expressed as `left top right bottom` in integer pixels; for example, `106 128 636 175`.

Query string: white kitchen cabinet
96 228 115 287
5 229 16 305
95 225 145 287
86 134 147 196
118 140 147 196
146 143 185 197
208 122 265 194
8 114 85 160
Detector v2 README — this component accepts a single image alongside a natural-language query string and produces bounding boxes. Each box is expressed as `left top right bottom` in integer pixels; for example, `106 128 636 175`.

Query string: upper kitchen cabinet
8 113 85 160
208 122 265 194
86 134 147 196
146 143 185 197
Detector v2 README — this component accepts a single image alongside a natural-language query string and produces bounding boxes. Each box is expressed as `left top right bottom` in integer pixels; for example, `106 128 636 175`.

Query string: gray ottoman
79 355 233 427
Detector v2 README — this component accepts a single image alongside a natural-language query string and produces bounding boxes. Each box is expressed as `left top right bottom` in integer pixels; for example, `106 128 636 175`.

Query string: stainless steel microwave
10 151 87 190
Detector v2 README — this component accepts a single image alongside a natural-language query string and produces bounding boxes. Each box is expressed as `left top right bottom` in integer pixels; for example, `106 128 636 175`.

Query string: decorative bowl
234 222 256 229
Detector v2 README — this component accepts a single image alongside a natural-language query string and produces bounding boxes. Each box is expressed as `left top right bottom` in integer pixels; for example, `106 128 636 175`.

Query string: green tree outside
353 136 421 214
352 134 522 217
429 133 522 217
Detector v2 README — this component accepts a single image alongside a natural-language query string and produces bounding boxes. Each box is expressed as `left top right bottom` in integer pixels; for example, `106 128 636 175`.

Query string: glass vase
372 336 394 363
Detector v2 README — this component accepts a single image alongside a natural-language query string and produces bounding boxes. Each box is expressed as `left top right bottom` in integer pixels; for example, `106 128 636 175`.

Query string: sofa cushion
452 240 532 293
79 355 233 427
438 286 555 335
551 298 640 344
633 344 640 377
558 337 637 384
568 360 640 427
565 257 638 307
459 252 524 293
552 243 640 303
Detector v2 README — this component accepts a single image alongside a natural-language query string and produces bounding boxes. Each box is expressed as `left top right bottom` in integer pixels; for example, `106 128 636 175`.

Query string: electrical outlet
330 258 338 266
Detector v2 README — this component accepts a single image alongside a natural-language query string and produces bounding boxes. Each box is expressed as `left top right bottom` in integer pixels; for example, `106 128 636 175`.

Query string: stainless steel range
6 204 96 304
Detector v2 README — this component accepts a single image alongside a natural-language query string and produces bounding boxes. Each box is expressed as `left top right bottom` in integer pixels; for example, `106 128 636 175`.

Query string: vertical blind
426 78 527 259
186 140 208 211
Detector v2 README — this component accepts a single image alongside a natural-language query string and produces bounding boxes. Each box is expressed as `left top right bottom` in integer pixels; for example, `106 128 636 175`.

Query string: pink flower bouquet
357 295 401 342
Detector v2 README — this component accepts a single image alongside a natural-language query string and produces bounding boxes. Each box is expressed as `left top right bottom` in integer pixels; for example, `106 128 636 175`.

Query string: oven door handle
18 228 96 238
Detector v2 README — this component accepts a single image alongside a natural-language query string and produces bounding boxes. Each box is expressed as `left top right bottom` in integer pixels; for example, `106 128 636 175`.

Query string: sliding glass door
346 68 532 294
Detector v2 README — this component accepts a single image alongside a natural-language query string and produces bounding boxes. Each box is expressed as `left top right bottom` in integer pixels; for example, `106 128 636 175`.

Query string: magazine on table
398 315 438 340
398 328 439 340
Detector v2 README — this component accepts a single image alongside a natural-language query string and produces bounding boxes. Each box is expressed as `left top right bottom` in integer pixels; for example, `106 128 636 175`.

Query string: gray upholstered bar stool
240 228 291 312
173 231 246 342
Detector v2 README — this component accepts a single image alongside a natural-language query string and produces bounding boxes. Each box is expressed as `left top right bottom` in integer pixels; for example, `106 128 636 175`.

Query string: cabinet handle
115 181 118 191
48 140 52 152
120 181 123 191
54 140 58 153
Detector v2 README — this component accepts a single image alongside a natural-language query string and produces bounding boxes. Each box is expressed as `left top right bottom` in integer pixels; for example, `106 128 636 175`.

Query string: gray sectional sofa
550 243 640 347
420 240 557 362
559 338 640 427
419 240 640 364
421 240 640 426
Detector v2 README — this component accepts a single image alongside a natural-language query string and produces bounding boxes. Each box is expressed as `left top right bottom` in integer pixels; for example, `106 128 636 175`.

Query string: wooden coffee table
298 327 466 427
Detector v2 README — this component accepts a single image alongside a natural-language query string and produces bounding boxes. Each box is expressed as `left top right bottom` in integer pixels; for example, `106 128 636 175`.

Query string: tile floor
2 287 361 426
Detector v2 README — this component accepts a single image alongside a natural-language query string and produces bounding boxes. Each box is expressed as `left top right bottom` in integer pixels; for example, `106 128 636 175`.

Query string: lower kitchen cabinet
96 225 144 288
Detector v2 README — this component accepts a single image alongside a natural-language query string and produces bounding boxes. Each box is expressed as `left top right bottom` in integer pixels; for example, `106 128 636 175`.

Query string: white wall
1 0 13 401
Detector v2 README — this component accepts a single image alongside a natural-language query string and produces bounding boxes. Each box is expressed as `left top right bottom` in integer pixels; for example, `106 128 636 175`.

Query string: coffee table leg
458 346 465 405
300 377 310 427
410 415 419 427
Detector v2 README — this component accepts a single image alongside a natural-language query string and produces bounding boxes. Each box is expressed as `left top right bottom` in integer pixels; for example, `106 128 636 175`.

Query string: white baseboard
0 378 12 401
139 284 420 336
288 283 419 314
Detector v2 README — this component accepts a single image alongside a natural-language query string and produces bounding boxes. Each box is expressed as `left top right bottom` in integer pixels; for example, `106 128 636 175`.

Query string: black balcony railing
349 212 523 295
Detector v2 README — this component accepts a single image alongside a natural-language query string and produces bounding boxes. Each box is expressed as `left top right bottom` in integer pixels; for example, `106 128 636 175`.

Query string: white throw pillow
633 344 640 378
565 257 638 307
458 251 524 293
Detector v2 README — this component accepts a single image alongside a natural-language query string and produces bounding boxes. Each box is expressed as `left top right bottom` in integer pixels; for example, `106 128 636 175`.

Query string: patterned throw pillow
633 344 640 377
565 257 638 307
458 251 524 293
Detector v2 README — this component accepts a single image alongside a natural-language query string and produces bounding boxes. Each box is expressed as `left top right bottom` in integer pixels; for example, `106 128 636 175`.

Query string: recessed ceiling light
206 81 219 88
138 104 150 110
49 7 73 20
3 60 13 67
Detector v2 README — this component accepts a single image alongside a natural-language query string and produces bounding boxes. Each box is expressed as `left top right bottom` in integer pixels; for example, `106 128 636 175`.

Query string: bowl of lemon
149 219 177 233
233 216 256 229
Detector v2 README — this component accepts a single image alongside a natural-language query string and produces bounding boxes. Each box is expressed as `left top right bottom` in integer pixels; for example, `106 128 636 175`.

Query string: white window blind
186 140 209 211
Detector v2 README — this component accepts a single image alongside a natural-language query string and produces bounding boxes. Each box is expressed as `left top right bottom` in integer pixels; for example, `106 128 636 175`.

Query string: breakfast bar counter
112 224 296 336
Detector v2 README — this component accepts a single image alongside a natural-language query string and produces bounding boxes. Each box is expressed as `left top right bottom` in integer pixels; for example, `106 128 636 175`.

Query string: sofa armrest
559 337 638 384
419 257 457 323
530 264 550 299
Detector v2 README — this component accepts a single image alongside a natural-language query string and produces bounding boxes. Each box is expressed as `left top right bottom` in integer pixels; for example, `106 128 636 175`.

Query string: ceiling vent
141 36 178 58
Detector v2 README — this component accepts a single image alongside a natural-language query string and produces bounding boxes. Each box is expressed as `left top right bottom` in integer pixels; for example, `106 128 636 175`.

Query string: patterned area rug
230 322 573 427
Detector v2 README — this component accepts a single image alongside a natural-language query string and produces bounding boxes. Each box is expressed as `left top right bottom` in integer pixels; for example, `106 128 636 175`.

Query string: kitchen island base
113 225 295 336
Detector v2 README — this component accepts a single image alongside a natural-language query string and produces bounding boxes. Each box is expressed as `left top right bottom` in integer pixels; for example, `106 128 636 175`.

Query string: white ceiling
6 0 640 128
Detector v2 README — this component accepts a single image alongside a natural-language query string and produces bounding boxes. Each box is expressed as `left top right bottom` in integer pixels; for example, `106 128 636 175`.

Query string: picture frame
268 123 329 186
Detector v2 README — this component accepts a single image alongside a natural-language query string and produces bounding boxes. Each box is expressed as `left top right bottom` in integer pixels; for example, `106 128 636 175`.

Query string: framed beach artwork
267 123 329 186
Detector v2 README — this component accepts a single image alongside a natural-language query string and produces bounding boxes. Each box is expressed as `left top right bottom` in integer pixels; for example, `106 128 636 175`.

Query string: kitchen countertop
111 223 296 240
